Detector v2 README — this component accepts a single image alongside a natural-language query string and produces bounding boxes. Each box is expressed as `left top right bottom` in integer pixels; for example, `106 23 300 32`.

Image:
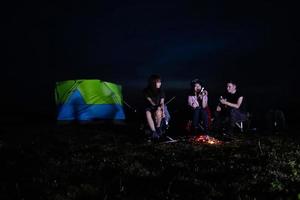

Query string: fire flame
192 135 223 145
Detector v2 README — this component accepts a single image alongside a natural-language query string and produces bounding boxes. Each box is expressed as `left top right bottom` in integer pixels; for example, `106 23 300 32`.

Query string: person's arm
160 98 164 105
188 96 199 108
201 90 208 108
220 96 243 109
202 95 208 108
146 97 156 106
144 89 156 106
216 95 224 111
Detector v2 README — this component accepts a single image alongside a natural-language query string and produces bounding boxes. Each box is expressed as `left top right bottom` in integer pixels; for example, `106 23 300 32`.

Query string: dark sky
3 0 299 119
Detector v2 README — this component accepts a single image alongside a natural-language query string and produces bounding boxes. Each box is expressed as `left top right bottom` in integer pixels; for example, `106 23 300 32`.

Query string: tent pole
102 81 137 112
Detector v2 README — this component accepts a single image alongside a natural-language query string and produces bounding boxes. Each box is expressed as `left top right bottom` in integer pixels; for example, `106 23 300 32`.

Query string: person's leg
192 107 201 129
146 111 156 131
155 108 163 136
200 108 209 133
163 105 171 123
146 110 160 139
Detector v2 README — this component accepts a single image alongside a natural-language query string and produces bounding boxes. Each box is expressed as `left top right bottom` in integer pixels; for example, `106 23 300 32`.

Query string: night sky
3 0 299 124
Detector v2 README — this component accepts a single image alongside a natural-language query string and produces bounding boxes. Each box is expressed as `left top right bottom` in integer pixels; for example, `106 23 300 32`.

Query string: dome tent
55 79 125 121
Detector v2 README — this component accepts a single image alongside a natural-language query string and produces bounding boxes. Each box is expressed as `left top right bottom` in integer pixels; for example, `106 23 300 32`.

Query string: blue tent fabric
57 89 125 121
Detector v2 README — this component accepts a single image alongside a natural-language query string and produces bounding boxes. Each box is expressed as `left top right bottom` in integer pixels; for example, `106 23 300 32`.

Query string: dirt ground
1 123 299 200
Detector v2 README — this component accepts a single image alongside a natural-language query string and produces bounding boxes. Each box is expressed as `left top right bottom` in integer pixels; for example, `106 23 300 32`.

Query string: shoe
156 127 162 137
151 130 160 140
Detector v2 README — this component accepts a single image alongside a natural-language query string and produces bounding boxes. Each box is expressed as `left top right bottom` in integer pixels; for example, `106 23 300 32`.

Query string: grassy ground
0 124 300 200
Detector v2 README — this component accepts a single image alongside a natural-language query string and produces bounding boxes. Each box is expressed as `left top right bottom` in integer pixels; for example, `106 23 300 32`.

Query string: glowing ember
192 135 223 145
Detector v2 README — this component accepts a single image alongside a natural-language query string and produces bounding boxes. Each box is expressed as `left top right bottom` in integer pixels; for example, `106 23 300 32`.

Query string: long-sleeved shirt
188 95 208 108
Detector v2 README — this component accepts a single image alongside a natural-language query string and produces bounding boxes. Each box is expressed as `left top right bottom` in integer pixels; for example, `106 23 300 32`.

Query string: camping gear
55 79 125 121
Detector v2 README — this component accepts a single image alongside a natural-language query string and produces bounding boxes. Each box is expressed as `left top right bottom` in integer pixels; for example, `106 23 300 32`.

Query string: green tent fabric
55 79 125 121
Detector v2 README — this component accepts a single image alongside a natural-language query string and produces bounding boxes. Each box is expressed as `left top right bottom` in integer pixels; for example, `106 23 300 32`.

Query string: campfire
191 135 223 145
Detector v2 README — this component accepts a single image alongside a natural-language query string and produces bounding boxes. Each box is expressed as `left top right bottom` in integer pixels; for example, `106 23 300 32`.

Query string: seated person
214 80 247 135
143 74 166 139
188 79 209 134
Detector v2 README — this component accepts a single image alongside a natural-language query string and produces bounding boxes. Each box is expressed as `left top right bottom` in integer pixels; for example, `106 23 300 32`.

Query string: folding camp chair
234 112 250 133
